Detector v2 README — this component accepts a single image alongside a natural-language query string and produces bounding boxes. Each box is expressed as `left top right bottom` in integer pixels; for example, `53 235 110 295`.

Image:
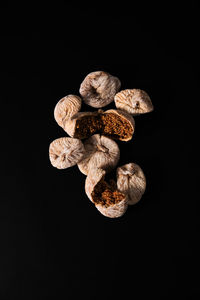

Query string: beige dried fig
79 71 121 108
64 109 134 141
49 137 85 169
77 134 120 175
114 89 153 115
85 168 128 218
116 163 146 205
54 95 82 128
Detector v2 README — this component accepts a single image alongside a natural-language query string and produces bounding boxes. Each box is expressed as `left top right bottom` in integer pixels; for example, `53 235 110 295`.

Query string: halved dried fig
116 163 146 205
77 134 120 175
64 111 100 138
114 89 153 115
49 137 85 169
85 168 128 218
102 109 135 141
64 109 134 141
54 95 82 128
79 71 121 108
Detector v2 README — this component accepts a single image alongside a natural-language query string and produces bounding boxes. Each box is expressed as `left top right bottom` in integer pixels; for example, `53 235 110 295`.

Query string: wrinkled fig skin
64 109 135 142
114 89 153 115
85 168 128 218
80 71 121 108
95 200 128 218
78 134 120 175
54 95 82 128
117 163 146 205
49 137 85 169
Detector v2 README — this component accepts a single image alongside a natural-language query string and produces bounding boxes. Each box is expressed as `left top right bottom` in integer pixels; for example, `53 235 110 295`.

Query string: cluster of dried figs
49 71 153 218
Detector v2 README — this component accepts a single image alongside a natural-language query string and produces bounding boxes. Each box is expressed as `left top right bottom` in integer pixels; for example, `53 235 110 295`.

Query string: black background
0 3 199 299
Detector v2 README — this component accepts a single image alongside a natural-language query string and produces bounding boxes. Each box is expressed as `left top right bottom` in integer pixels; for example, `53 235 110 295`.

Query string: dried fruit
116 163 146 205
49 137 85 169
64 111 99 138
64 109 135 141
85 168 128 218
79 71 121 108
102 109 135 141
77 134 120 175
54 95 82 128
114 89 153 115
49 71 152 218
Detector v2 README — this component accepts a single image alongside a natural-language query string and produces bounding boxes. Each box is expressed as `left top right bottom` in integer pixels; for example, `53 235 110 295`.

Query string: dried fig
64 109 134 141
116 163 146 205
54 95 82 128
77 134 120 175
49 137 85 169
102 109 135 141
79 71 121 108
64 111 100 138
85 168 128 218
114 89 153 115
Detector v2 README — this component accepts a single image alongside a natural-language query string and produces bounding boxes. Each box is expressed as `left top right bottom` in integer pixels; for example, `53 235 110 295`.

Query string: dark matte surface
0 3 199 299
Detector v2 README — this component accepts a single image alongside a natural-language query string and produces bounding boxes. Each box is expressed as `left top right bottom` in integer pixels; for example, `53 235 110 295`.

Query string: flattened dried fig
114 89 153 115
79 71 121 108
54 95 82 128
85 168 128 218
64 109 134 141
77 134 120 175
49 137 85 169
116 163 146 205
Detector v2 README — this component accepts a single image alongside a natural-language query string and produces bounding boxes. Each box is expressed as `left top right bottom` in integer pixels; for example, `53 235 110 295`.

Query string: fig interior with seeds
74 111 134 141
91 178 125 208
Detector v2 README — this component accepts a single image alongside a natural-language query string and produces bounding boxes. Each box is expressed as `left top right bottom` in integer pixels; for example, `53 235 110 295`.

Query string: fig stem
96 144 109 153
